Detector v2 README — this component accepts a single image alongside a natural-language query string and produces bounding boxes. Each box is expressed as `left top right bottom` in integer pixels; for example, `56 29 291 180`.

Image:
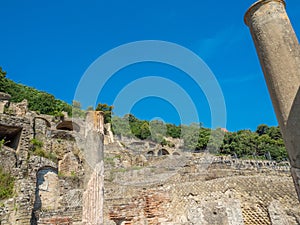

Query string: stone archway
33 166 60 211
34 117 51 128
56 121 80 132
157 149 170 156
147 151 154 156
33 117 51 138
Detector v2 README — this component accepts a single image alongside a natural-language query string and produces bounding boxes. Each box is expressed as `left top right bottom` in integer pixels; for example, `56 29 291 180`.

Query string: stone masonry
0 95 300 224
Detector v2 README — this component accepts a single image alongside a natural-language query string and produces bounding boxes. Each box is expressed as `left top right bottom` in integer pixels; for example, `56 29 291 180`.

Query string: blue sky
1 0 299 131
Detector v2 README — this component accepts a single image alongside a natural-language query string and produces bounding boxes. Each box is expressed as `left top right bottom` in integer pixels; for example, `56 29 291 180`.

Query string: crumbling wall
0 110 85 224
103 153 300 224
0 100 299 225
34 167 60 211
0 114 33 162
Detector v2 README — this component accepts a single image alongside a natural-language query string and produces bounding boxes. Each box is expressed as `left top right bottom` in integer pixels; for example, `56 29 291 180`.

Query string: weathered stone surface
103 149 300 224
0 101 8 114
104 123 114 145
0 92 11 100
1 97 300 225
58 152 80 176
268 200 289 225
82 162 104 225
245 0 300 199
38 217 72 225
0 108 86 225
34 167 60 211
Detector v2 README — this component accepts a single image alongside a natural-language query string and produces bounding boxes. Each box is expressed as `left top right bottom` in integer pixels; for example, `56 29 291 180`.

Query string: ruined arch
147 151 154 156
33 117 51 128
33 117 51 138
33 166 59 211
158 149 170 156
36 166 58 175
56 120 80 132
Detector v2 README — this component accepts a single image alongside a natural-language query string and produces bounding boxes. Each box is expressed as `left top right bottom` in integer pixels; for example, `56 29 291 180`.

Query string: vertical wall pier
82 111 105 224
245 0 300 199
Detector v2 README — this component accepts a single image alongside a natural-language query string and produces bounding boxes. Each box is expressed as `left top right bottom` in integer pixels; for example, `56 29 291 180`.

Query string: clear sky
1 0 299 131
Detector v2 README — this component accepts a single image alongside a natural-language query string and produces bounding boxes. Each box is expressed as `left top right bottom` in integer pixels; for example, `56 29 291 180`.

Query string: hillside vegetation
112 115 287 161
0 67 72 116
0 67 288 162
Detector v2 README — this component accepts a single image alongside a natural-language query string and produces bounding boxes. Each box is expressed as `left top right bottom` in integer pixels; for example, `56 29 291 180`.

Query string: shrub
29 139 57 163
0 139 5 150
33 148 46 158
30 138 43 149
0 167 14 200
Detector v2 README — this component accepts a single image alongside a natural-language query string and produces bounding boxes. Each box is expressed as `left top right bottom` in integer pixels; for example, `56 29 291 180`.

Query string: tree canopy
111 114 287 162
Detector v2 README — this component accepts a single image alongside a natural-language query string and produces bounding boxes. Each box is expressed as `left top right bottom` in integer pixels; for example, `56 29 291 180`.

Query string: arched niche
146 151 154 156
158 149 170 156
56 120 80 132
33 117 51 137
33 167 60 211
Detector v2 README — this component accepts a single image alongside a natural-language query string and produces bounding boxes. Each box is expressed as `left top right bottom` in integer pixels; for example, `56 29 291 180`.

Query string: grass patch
30 139 58 163
0 167 14 200
0 139 5 150
104 155 121 166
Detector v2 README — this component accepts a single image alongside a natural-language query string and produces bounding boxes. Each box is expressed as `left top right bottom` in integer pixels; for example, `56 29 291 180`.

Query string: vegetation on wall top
0 67 72 116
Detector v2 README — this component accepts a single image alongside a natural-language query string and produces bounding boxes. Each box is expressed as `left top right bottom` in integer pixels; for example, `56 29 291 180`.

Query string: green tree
96 103 113 124
206 128 225 154
181 123 201 151
111 116 133 137
72 100 85 118
139 122 151 140
166 123 181 138
0 67 6 79
256 124 269 136
195 128 211 151
267 126 282 140
149 120 166 142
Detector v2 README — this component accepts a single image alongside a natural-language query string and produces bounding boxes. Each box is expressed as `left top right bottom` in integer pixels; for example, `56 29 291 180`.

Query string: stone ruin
0 94 104 225
0 91 300 225
0 0 299 224
0 91 299 225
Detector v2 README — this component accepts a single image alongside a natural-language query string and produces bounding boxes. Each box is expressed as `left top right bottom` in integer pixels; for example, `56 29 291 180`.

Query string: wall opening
158 149 170 156
147 151 154 156
31 166 59 224
0 124 22 150
33 167 59 211
56 121 80 132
